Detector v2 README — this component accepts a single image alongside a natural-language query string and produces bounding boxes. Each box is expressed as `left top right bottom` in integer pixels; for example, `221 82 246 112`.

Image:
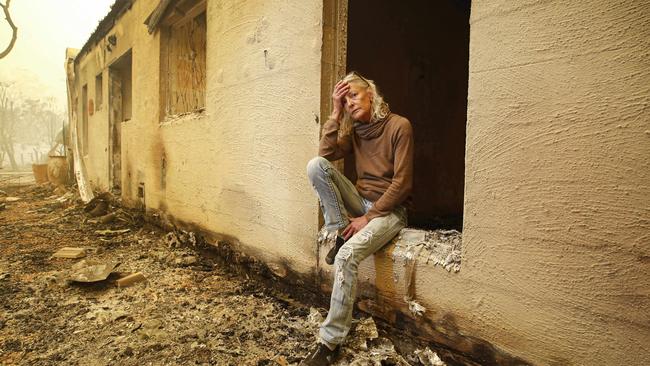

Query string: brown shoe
325 236 346 265
300 343 338 366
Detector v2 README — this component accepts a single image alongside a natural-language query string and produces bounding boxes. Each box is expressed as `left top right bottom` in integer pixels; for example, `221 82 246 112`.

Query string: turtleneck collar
353 113 392 140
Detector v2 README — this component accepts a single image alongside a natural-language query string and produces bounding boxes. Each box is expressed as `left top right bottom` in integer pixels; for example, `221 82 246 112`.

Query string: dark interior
346 0 470 230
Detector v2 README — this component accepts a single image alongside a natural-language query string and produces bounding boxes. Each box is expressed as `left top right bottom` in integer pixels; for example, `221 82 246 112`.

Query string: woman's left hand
342 216 369 240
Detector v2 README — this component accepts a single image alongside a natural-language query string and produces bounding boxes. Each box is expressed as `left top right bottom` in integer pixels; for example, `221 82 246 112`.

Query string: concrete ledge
318 227 462 310
317 228 529 365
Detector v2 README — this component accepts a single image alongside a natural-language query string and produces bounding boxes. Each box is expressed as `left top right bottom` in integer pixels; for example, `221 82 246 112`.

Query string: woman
303 72 414 365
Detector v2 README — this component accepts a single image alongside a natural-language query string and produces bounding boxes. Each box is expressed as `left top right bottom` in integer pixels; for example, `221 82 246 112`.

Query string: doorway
81 84 88 155
344 0 470 229
108 50 132 190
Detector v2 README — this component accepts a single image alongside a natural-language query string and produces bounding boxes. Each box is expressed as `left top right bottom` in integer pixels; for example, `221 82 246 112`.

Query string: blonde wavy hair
338 71 390 136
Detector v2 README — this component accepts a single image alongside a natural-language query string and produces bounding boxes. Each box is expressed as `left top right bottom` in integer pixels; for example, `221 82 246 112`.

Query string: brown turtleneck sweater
319 113 414 221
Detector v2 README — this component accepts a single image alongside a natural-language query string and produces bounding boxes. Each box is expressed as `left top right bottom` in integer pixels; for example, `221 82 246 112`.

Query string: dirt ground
0 182 473 366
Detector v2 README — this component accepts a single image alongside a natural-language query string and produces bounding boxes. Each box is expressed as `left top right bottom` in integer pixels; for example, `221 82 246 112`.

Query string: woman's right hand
330 80 350 121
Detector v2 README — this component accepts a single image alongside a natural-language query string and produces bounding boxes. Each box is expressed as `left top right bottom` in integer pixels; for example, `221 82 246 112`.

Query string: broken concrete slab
116 272 146 288
68 260 120 283
52 247 86 259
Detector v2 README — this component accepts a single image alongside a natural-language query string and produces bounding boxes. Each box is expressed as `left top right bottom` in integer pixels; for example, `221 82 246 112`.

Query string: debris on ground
0 181 471 365
95 228 131 236
415 347 447 366
52 247 86 259
116 272 146 288
346 317 379 351
53 186 67 196
165 230 197 248
337 318 411 365
68 260 120 283
84 194 110 217
88 212 116 224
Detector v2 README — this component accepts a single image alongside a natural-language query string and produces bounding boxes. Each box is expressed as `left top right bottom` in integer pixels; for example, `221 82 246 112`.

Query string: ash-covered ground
0 181 474 366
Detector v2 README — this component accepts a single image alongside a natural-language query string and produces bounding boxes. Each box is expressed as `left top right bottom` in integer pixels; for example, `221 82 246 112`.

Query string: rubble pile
0 182 464 365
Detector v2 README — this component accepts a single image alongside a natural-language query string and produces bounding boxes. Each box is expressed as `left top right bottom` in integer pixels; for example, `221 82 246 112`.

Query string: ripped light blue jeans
306 156 407 347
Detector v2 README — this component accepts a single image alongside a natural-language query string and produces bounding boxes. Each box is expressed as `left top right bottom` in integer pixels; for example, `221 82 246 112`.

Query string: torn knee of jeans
334 246 353 288
335 269 345 288
336 245 352 262
306 156 328 178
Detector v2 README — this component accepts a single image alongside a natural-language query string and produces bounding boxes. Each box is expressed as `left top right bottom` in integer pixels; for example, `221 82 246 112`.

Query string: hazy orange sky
0 0 115 111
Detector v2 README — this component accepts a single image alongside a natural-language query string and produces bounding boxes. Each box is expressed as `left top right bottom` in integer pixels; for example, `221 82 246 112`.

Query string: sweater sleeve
365 120 414 221
319 118 352 161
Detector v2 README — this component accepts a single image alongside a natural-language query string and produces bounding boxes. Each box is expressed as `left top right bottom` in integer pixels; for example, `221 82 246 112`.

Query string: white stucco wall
462 0 650 364
75 1 149 192
153 0 323 273
77 57 109 190
76 1 323 273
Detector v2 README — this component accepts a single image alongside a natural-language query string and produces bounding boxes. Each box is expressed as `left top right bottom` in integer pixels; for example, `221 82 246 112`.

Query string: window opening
160 1 207 118
95 72 103 110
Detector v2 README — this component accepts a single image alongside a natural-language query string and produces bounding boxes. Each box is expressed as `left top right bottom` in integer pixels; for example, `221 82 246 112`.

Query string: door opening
108 50 132 190
345 0 470 230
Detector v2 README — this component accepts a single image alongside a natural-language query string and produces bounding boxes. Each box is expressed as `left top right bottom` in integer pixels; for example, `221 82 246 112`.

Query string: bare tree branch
0 0 18 59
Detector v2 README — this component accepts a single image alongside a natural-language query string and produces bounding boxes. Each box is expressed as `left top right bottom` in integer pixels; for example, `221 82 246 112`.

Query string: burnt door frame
108 49 133 190
81 84 89 156
319 0 348 228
